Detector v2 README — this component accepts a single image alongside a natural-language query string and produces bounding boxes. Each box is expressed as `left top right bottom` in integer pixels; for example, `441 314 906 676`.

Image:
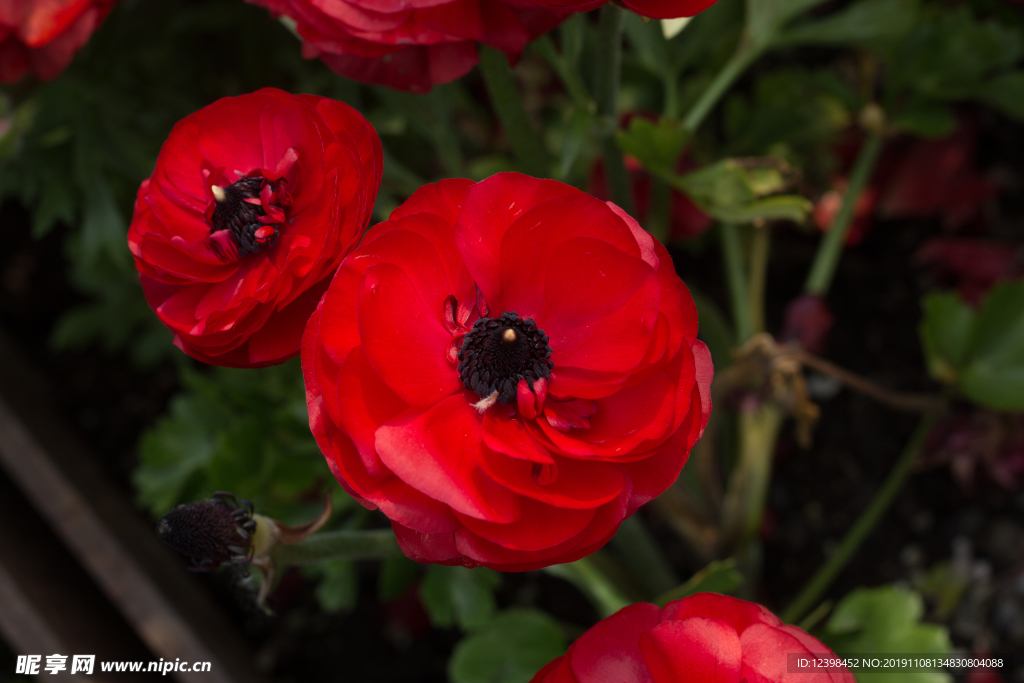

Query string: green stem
593 4 634 214
478 44 550 178
720 223 753 344
780 414 939 624
748 226 770 335
544 556 632 618
531 35 593 110
610 516 679 597
428 86 465 176
804 133 884 295
720 403 785 554
271 529 402 566
683 46 760 133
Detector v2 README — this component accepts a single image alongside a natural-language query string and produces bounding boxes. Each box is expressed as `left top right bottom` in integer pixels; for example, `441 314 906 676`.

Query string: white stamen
211 185 227 202
471 391 499 414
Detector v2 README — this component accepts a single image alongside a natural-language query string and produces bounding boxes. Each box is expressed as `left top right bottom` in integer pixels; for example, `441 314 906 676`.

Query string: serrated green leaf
778 0 917 47
972 71 1024 121
821 587 952 683
654 558 744 606
420 566 502 632
615 117 690 176
960 282 1024 411
890 100 958 138
918 292 976 385
449 609 567 683
378 556 421 601
308 560 358 614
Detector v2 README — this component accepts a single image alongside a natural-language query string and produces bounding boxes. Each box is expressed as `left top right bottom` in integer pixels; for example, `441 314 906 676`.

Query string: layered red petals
0 0 115 83
245 0 569 93
302 172 712 570
531 594 857 683
129 88 382 367
525 0 718 19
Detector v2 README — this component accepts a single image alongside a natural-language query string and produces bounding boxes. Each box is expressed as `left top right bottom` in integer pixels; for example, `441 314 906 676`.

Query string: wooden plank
0 331 267 683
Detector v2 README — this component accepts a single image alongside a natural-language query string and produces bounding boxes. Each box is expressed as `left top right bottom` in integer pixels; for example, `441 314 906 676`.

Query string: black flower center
457 311 553 405
156 494 256 571
210 176 283 257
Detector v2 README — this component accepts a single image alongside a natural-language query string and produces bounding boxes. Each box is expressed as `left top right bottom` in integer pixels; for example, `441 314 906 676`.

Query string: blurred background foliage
2 0 1024 680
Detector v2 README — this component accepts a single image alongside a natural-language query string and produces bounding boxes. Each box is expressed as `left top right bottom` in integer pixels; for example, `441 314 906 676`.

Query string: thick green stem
271 529 402 566
720 403 785 554
611 516 679 597
720 223 753 344
532 35 593 110
781 414 939 624
593 5 634 214
478 44 550 177
683 46 760 133
544 556 632 618
804 133 884 295
748 227 770 334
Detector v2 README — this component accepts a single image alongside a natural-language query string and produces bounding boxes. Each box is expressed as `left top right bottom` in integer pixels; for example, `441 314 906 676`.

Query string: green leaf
133 361 347 522
747 0 830 51
890 100 958 138
691 288 735 370
654 558 744 606
449 609 567 683
778 0 917 47
378 556 420 601
918 291 976 385
308 560 358 614
972 71 1024 121
960 282 1024 411
821 587 952 683
420 565 502 632
672 158 811 225
615 117 689 177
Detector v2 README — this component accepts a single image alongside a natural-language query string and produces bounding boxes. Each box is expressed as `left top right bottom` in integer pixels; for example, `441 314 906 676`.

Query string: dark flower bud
157 492 256 571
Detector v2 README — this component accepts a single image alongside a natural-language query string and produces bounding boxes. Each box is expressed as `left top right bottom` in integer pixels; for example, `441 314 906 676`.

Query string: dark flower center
209 176 287 258
156 493 256 571
457 311 553 405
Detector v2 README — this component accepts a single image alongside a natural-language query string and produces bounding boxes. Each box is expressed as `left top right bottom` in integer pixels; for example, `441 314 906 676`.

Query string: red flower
531 593 856 683
0 0 115 83
302 172 712 570
128 88 382 368
525 0 719 19
246 0 569 93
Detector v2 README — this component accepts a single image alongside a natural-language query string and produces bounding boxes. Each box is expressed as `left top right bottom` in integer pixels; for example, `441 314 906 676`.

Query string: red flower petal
638 618 742 683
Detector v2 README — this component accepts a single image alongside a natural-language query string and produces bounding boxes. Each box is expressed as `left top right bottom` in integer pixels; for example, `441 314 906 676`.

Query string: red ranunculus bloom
0 0 115 83
525 0 718 19
531 593 856 683
128 88 382 368
247 0 569 93
302 172 713 570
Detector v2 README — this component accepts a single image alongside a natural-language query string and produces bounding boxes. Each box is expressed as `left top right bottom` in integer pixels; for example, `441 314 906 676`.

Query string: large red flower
302 172 713 570
531 593 856 683
0 0 115 82
128 88 382 368
247 0 569 93
524 0 719 19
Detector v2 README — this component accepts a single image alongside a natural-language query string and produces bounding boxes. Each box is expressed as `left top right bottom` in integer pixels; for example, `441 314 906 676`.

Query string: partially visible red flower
812 177 878 246
916 238 1023 305
780 294 835 355
815 124 997 245
0 0 115 82
302 172 712 570
247 0 569 93
129 88 382 368
527 0 719 19
530 593 856 683
590 156 712 242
